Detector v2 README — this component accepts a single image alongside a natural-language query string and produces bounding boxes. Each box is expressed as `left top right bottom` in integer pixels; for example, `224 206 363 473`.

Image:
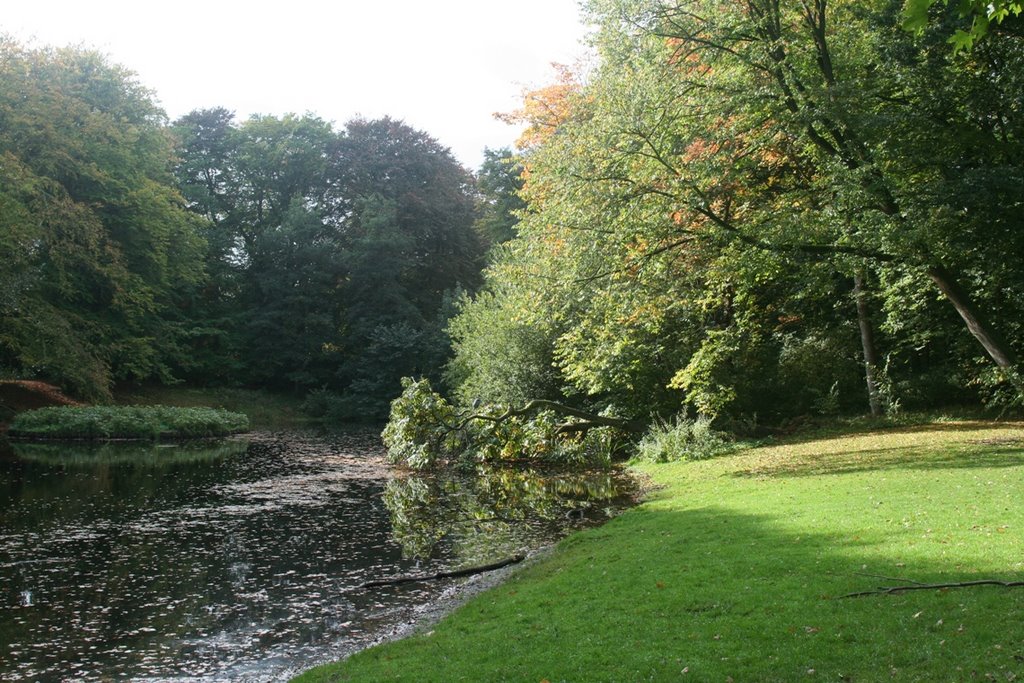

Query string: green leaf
902 0 938 33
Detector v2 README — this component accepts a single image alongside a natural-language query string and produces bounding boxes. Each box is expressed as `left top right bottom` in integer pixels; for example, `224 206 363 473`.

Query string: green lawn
296 420 1024 682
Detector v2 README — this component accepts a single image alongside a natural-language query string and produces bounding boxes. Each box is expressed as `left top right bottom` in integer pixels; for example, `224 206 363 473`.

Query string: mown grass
7 405 249 440
296 419 1024 682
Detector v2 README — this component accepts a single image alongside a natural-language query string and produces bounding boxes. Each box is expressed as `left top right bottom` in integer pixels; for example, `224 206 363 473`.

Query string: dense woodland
0 37 503 419
1 0 1022 445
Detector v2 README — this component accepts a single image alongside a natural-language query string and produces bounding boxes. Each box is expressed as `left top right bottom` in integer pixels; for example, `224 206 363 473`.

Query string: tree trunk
926 264 1024 398
926 265 1019 370
853 272 883 417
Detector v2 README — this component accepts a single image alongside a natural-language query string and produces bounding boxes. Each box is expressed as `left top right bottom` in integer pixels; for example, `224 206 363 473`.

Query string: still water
0 431 635 681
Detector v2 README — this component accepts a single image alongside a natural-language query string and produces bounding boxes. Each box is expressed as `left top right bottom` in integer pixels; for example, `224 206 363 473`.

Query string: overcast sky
3 0 592 168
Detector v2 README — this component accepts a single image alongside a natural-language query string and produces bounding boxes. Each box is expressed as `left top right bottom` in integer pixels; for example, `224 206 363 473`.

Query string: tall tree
567 0 1024 400
334 118 484 417
172 111 346 387
474 147 526 246
0 39 205 399
445 0 1023 429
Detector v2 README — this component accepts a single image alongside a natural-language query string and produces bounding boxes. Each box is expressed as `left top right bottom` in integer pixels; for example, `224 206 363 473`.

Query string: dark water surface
0 431 635 681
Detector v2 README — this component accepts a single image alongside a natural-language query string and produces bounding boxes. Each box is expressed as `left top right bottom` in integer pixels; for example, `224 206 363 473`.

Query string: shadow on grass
298 500 1024 683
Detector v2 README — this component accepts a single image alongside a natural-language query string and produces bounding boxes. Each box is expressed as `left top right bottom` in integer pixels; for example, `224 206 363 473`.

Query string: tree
0 39 206 398
438 0 1023 443
172 110 347 388
903 0 1024 50
566 0 1023 400
172 112 485 413
473 147 526 246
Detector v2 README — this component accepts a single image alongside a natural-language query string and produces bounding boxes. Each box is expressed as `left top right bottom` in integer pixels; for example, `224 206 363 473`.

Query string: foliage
445 279 564 407
904 0 1024 50
7 405 249 440
381 378 463 469
382 378 624 470
633 413 730 463
473 147 526 246
296 421 1024 682
172 112 483 416
442 0 1024 434
0 39 206 399
382 466 628 561
115 384 311 428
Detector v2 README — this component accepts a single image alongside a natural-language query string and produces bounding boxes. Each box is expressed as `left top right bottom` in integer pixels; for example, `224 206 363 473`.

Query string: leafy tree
473 147 526 245
172 111 347 388
173 112 484 414
331 118 485 418
561 0 1024 402
904 0 1024 50
436 0 1023 450
0 39 205 398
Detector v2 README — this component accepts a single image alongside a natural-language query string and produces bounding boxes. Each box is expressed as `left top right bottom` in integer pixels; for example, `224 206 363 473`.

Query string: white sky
2 1 592 168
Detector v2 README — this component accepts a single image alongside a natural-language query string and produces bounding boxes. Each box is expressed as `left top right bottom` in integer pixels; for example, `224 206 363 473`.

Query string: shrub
7 405 249 440
634 414 730 463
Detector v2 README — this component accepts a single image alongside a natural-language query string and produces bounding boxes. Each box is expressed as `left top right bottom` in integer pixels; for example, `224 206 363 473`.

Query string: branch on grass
360 554 527 588
841 578 1024 598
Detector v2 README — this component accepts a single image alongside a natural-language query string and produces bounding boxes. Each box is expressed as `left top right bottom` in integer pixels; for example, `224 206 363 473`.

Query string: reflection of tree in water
10 438 249 467
383 467 629 564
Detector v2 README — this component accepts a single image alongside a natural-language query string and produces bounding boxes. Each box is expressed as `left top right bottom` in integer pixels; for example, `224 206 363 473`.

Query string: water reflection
385 467 630 563
0 432 634 681
10 438 249 468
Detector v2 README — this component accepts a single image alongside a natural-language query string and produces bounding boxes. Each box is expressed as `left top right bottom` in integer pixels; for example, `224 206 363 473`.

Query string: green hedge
7 405 250 440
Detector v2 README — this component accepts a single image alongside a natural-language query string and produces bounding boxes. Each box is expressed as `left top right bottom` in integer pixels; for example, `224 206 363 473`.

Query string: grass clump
295 419 1024 682
7 405 249 440
634 414 730 463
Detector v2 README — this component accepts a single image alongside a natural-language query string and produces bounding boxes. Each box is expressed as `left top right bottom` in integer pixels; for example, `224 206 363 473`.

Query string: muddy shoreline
279 547 550 681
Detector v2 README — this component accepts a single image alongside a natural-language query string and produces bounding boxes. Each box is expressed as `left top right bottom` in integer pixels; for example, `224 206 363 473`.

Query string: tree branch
456 400 644 434
841 578 1024 598
360 554 527 588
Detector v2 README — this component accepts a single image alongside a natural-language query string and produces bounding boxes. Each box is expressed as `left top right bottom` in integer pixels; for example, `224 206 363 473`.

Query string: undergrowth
7 405 249 440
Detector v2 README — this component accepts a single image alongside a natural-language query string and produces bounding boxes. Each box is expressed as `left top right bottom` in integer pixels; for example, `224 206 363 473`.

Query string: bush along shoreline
6 405 250 440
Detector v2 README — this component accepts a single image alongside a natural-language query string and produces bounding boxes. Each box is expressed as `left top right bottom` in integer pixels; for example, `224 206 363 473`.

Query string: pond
0 431 637 681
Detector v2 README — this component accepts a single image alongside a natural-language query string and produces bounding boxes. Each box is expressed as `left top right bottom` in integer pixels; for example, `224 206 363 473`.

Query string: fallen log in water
360 554 527 589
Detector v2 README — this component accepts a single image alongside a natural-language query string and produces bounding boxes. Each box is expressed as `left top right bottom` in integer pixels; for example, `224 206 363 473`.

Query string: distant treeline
0 38 520 419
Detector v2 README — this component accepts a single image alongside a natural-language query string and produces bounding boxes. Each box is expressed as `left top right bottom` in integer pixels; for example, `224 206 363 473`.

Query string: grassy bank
8 405 249 439
296 420 1024 682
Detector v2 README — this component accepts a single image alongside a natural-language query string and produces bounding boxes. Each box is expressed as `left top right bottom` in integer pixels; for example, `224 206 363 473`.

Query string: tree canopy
2 9 1020 449
0 39 205 399
398 0 1024 468
0 38 486 417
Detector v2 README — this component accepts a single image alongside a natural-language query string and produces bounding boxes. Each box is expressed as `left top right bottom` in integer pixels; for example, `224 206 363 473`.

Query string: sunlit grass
296 419 1024 682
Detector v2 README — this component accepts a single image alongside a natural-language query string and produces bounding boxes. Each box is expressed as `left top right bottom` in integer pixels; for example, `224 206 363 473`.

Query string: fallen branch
454 400 645 434
360 554 527 589
841 578 1024 598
